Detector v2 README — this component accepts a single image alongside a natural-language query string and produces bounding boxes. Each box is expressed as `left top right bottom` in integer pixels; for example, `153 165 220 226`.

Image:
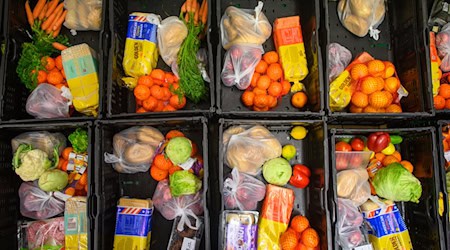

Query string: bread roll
349 0 373 20
137 126 164 147
373 1 386 25
343 14 369 37
124 143 154 164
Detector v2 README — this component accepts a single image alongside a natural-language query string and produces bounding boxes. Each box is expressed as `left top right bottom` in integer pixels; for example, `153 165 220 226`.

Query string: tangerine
241 91 255 107
169 95 187 109
301 228 319 248
251 72 260 88
161 87 172 101
291 92 308 108
41 56 56 71
281 80 291 95
154 101 165 112
150 69 165 81
369 91 389 109
150 85 164 100
350 64 369 80
375 153 386 162
254 94 270 108
434 95 446 110
363 106 378 113
386 104 402 113
138 75 154 87
291 215 310 233
382 155 400 166
268 81 283 97
392 151 402 161
134 85 151 101
263 51 279 64
280 230 299 250
361 77 379 95
253 106 269 111
268 95 278 108
375 77 385 91
136 107 147 113
446 99 450 109
267 63 283 81
253 87 267 96
439 83 450 99
257 75 271 90
153 154 173 170
400 160 414 173
162 105 177 112
47 71 64 85
349 105 363 113
384 77 400 93
384 91 393 107
142 96 158 111
367 60 385 77
351 91 369 108
32 70 47 83
383 61 396 78
166 130 185 139
255 60 268 74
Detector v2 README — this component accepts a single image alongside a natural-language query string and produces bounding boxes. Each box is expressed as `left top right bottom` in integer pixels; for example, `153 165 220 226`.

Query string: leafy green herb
68 128 89 154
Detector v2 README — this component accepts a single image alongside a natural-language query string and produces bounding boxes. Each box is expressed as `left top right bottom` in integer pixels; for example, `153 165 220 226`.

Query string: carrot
186 0 192 12
52 26 61 37
38 3 47 20
201 0 208 25
190 0 197 13
79 172 88 185
46 8 63 33
65 187 75 196
45 0 59 18
52 10 67 31
52 42 67 50
41 11 58 30
25 1 34 27
194 1 200 24
181 1 187 13
32 0 46 18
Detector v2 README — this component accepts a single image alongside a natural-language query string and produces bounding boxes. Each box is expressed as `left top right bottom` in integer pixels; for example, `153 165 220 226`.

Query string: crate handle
88 194 98 220
6 37 17 62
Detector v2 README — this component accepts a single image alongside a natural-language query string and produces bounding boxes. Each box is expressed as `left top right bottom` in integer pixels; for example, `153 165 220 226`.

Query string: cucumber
390 135 403 145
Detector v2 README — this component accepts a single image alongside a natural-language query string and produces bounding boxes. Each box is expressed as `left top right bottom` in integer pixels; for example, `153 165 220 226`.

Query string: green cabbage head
39 169 69 192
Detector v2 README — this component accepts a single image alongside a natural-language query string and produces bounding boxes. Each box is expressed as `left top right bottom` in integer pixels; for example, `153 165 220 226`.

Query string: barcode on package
181 237 196 250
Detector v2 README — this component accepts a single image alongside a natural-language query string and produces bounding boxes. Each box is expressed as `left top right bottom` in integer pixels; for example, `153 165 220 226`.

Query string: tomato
350 138 365 151
292 164 311 177
349 155 363 168
335 141 352 152
335 154 348 170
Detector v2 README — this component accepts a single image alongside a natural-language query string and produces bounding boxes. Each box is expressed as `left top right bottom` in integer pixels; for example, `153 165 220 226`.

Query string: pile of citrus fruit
33 55 67 89
433 82 450 110
241 51 308 111
134 69 187 113
279 215 320 250
349 59 404 113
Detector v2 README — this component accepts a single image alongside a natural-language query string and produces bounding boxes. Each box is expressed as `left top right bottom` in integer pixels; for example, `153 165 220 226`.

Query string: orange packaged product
274 16 308 86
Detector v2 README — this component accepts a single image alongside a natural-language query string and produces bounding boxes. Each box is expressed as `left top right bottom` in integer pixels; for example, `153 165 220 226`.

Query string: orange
32 70 47 83
384 91 393 107
138 75 154 87
250 72 260 88
268 81 283 97
291 215 310 234
154 101 165 112
392 151 402 161
386 104 402 113
369 91 389 109
266 63 283 81
161 87 172 101
361 77 379 95
142 96 158 111
150 69 165 81
153 154 173 170
375 152 386 162
255 60 268 74
301 228 319 248
171 83 180 92
367 60 385 77
134 85 151 101
241 91 255 107
253 106 269 111
61 69 66 79
434 95 446 110
162 105 177 112
263 51 279 64
281 80 291 95
444 139 450 151
169 95 187 109
150 166 168 181
383 61 395 78
382 155 400 167
280 230 298 250
166 130 185 139
256 75 271 90
384 77 400 93
253 94 270 108
375 77 385 91
439 83 450 99
41 56 56 71
150 85 164 100
351 91 369 108
363 105 378 113
295 243 317 250
253 87 267 96
349 105 363 113
350 64 369 80
47 71 64 85
268 95 277 108
165 73 175 84
55 56 63 70
136 107 147 113
445 99 450 109
400 160 414 173
291 92 308 108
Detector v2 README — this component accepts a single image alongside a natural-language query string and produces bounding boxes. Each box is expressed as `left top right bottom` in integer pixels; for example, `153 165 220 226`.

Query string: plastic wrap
19 182 67 220
222 211 259 250
63 0 102 31
223 168 266 210
26 83 72 119
104 126 164 174
337 168 370 206
12 131 66 159
337 198 365 249
20 217 65 250
436 23 450 72
328 43 352 82
168 216 204 250
157 16 188 68
223 126 282 175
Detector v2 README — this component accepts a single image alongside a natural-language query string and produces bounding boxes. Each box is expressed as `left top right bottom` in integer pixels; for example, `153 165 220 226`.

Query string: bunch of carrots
34 55 68 89
25 0 68 38
180 0 208 28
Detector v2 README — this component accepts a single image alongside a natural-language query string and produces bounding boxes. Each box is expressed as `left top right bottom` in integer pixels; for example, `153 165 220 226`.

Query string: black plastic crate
329 127 445 250
215 0 324 117
437 121 450 249
0 121 94 249
94 117 210 250
217 119 331 249
324 0 434 119
105 0 215 118
0 0 107 122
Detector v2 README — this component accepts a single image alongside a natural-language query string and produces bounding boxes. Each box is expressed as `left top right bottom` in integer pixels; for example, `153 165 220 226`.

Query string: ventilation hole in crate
336 35 339 39
285 106 289 110
272 9 275 13
236 106 241 111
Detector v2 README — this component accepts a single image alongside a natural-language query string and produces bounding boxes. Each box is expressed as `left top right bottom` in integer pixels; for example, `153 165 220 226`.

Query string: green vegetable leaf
12 144 32 170
68 128 89 154
169 170 202 197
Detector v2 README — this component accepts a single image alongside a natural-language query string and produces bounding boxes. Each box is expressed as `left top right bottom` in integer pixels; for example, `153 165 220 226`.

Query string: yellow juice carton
114 198 153 250
274 16 308 86
65 196 88 250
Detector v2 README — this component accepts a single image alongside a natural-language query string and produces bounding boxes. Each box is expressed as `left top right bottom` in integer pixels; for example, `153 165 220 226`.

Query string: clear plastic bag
337 198 365 249
104 126 164 174
328 43 352 82
153 179 203 232
19 182 67 220
19 217 65 250
26 83 72 119
221 44 263 90
223 125 282 175
336 168 370 206
64 0 102 31
223 168 266 210
337 0 386 40
12 131 66 158
157 16 188 68
436 23 450 72
220 1 272 50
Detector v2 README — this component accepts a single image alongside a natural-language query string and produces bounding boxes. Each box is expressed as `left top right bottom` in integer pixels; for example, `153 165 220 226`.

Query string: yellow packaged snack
274 16 308 87
122 13 160 89
65 196 87 250
430 32 442 96
61 44 99 116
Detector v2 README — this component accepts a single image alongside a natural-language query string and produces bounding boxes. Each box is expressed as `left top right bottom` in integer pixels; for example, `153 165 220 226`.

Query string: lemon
282 144 296 161
290 126 308 140
381 143 395 155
